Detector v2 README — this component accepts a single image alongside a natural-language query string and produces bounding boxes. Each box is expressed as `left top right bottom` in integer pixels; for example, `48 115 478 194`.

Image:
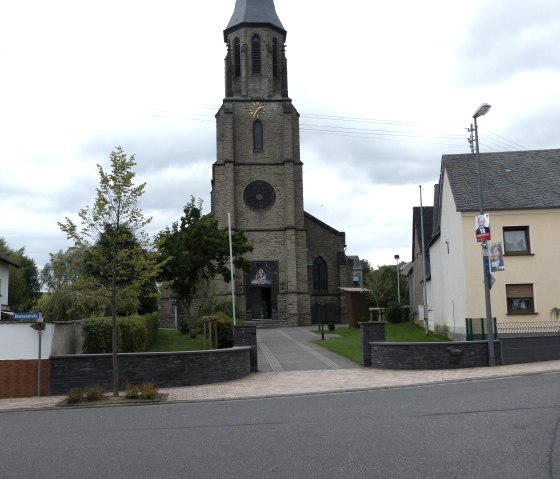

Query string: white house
0 254 20 318
428 149 560 340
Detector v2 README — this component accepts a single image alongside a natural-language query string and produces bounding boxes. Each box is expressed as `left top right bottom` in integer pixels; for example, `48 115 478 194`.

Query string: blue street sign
13 312 40 320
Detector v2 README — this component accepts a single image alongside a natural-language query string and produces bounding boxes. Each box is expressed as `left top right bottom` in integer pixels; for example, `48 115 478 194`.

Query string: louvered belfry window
252 35 261 73
272 38 279 77
234 38 241 77
253 120 263 150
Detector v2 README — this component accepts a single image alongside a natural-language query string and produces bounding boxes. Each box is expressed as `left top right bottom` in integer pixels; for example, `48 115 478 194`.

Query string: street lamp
394 254 401 305
472 103 495 367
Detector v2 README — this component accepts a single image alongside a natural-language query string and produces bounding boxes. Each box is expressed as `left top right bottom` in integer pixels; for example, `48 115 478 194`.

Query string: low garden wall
368 341 502 369
501 336 560 365
0 321 53 398
50 347 252 395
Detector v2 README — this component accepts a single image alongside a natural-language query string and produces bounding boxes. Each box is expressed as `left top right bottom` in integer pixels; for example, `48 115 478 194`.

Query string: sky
2 0 560 273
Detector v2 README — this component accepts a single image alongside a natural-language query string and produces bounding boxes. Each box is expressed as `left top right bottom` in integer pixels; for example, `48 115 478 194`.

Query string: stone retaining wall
50 347 252 395
368 341 502 369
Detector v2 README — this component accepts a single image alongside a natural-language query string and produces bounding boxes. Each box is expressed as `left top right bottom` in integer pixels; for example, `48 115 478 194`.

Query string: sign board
13 312 40 321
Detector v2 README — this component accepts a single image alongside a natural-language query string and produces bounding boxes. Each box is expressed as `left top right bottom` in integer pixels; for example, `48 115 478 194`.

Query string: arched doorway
246 263 277 320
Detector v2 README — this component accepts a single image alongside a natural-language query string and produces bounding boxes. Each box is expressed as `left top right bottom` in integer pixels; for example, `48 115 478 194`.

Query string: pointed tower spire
224 0 286 41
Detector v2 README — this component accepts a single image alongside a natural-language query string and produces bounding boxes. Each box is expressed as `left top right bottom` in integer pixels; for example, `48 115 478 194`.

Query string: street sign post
13 312 40 321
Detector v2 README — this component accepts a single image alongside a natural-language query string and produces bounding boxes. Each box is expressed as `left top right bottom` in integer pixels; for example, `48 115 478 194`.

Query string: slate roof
224 0 286 41
412 206 434 256
0 254 19 268
442 149 560 212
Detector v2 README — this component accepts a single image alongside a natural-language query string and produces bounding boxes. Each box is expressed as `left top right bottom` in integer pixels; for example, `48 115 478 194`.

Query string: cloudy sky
2 0 560 273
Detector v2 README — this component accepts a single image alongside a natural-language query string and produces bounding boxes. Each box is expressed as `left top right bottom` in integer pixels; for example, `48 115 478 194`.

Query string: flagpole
419 185 429 335
228 212 236 326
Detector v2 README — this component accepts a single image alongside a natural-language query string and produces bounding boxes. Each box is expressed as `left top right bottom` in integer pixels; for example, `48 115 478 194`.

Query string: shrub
327 322 335 332
125 382 158 400
84 385 105 401
82 314 157 353
215 312 234 348
143 312 159 347
199 300 243 320
82 317 115 353
119 316 148 352
67 388 84 404
386 303 404 323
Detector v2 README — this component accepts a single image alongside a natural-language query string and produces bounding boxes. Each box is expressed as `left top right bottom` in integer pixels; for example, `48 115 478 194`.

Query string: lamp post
394 254 401 305
472 103 495 367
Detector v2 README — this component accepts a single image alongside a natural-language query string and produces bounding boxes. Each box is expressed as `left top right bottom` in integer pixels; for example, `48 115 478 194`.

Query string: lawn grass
147 328 205 352
313 322 450 364
313 327 362 364
386 322 451 342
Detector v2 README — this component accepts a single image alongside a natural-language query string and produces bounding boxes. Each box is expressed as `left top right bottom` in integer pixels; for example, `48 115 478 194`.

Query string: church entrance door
250 287 272 319
246 263 277 320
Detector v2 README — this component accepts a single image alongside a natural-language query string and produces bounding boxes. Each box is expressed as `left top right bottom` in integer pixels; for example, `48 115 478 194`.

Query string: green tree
58 147 161 396
363 263 408 309
0 238 40 311
157 197 253 337
38 247 99 321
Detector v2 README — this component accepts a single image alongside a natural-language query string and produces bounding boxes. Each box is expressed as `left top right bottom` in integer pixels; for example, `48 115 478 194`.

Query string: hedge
82 313 160 354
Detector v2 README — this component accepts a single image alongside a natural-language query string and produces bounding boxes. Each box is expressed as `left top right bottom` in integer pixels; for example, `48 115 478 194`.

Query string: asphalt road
1 372 559 479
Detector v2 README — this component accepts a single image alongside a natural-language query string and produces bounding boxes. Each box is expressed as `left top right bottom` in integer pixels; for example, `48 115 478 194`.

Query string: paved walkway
256 326 358 371
2 327 560 412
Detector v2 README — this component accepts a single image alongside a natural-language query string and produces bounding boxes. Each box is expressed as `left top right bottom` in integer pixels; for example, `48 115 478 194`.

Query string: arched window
272 38 279 77
313 257 328 291
234 38 241 77
253 120 263 150
252 35 261 74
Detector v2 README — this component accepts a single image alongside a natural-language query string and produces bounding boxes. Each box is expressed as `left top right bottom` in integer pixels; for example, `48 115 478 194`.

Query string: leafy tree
84 224 159 316
360 258 373 274
58 147 162 396
41 247 88 292
363 263 408 309
38 247 98 321
0 238 40 311
157 197 253 337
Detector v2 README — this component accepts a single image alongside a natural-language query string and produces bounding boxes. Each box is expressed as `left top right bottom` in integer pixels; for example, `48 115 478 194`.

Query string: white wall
0 323 54 360
429 172 469 339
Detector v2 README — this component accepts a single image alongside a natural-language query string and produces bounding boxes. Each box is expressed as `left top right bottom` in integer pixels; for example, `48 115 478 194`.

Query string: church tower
211 0 311 325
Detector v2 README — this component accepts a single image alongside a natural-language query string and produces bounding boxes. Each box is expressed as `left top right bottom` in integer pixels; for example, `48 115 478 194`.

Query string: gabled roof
412 206 433 257
442 149 560 211
304 211 345 237
224 0 286 41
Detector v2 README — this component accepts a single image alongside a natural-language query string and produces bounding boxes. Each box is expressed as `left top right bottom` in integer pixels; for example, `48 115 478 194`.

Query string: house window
234 38 241 77
506 284 535 314
252 35 261 73
313 257 328 292
503 226 530 255
272 38 279 77
253 120 263 150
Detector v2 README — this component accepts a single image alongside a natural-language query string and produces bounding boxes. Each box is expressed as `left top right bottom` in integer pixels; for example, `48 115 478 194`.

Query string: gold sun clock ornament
249 102 266 119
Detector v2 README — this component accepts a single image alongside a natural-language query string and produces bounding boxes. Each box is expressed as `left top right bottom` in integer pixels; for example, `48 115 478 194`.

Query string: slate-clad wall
360 322 386 367
368 341 502 369
50 347 251 395
233 324 258 371
501 336 560 365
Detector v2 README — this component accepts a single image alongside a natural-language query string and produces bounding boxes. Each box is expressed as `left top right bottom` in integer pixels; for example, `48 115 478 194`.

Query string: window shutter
506 284 533 298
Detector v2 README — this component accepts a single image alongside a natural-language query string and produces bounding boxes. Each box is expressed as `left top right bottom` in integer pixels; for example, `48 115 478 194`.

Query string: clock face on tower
243 180 276 210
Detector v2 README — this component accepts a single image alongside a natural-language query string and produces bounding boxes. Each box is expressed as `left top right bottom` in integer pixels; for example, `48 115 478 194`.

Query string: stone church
207 0 355 326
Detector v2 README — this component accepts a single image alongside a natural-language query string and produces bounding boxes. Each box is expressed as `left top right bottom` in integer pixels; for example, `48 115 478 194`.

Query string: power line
137 105 526 152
